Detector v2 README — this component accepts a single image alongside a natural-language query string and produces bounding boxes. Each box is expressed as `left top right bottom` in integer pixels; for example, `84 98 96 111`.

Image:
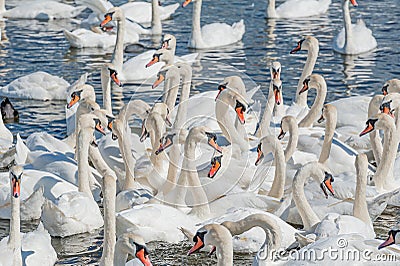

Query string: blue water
0 0 399 265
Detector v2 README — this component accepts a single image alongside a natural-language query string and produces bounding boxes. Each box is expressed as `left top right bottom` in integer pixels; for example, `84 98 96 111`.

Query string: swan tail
75 0 111 14
161 3 180 18
15 133 30 164
63 29 82 48
20 186 45 220
232 19 245 38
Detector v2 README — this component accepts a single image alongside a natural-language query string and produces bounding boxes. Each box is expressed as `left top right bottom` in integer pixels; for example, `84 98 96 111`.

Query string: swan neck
292 165 321 230
318 112 336 164
77 130 93 198
191 0 205 47
343 0 353 52
353 162 371 225
151 0 162 35
8 195 21 256
257 82 275 138
285 120 299 162
113 243 129 266
298 81 326 128
101 68 113 114
268 141 286 199
100 174 117 266
267 0 277 18
173 66 192 129
0 0 5 13
296 46 319 107
117 123 136 190
368 95 384 166
164 68 180 111
112 17 125 73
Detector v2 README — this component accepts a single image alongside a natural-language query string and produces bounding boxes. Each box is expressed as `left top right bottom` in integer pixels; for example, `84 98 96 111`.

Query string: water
0 0 399 264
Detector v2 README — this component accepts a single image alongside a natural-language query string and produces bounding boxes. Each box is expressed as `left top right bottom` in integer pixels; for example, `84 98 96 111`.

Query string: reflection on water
1 0 400 264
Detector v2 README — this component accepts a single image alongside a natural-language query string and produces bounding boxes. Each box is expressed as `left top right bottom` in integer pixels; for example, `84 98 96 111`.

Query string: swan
359 113 398 191
182 0 245 49
100 7 164 82
333 0 377 55
0 166 57 266
379 227 400 251
289 36 319 108
0 71 69 100
41 112 105 237
266 0 331 19
0 0 85 20
1 97 19 121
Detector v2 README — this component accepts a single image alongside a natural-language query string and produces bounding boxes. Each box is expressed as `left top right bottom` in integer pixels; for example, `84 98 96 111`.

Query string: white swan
161 34 199 63
333 0 377 55
100 7 164 82
266 0 331 19
182 0 245 49
379 227 400 251
288 36 319 108
41 113 105 237
382 78 400 95
0 71 69 100
0 0 85 19
0 166 57 266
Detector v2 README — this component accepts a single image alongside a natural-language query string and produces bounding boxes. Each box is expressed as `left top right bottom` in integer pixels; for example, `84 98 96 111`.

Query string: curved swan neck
298 79 327 128
257 82 275 138
0 0 5 14
191 0 206 48
113 242 129 266
353 155 371 226
284 117 299 162
266 138 286 199
101 67 112 114
77 129 94 198
206 225 233 266
368 95 384 166
100 174 117 266
112 13 126 73
164 66 180 111
343 0 354 53
292 163 321 230
318 108 337 164
296 44 319 107
151 0 162 35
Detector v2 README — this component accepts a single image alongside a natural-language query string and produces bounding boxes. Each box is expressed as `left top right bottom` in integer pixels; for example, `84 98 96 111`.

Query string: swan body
333 0 377 55
0 166 57 266
1 0 85 20
267 0 331 19
0 71 69 100
183 0 245 49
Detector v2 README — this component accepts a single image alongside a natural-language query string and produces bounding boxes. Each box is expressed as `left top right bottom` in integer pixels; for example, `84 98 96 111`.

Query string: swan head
349 0 358 7
10 165 23 198
188 224 232 256
379 99 395 118
320 171 335 198
255 135 280 166
145 49 172 68
151 102 172 127
79 112 107 138
100 7 124 27
102 63 122 87
278 115 296 140
270 61 281 80
140 104 171 142
272 79 282 105
378 229 400 250
360 113 396 137
67 84 95 109
318 104 337 124
187 126 223 153
182 0 194 8
152 70 166 89
161 34 176 50
290 36 318 54
299 74 324 94
155 132 175 155
382 79 400 95
117 233 152 266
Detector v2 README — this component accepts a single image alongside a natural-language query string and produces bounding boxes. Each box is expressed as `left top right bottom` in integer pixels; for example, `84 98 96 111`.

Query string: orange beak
100 14 112 27
111 72 122 87
274 88 282 105
290 43 302 54
136 249 152 266
235 106 245 124
299 82 309 94
278 129 286 140
188 236 204 255
381 106 395 118
182 0 192 8
146 56 159 68
255 143 264 166
350 0 358 7
208 138 222 153
152 74 165 89
323 178 334 196
208 156 222 178
95 122 106 136
107 120 113 131
155 137 173 155
67 94 80 109
359 123 374 137
378 233 395 250
12 178 20 198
